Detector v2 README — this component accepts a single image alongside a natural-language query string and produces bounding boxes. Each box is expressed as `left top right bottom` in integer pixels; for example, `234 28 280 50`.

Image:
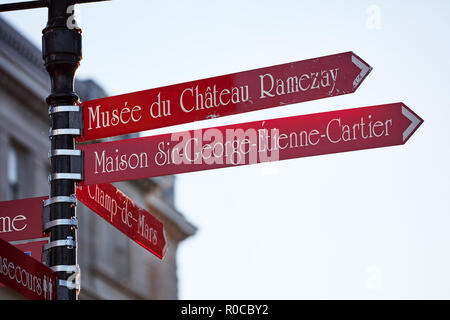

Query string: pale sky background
1 0 449 299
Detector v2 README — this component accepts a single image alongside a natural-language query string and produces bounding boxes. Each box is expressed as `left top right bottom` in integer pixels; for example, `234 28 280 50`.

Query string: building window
7 145 19 200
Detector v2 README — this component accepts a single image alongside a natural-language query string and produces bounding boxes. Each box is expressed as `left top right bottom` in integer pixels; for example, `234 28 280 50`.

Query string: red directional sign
76 183 168 259
79 51 372 142
0 197 50 290
79 102 423 185
0 238 50 289
0 196 47 242
0 237 57 300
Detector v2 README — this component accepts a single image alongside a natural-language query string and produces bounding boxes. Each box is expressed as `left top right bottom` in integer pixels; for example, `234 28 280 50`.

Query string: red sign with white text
0 238 49 289
76 183 168 259
0 237 57 300
80 103 423 185
0 196 47 242
79 51 372 142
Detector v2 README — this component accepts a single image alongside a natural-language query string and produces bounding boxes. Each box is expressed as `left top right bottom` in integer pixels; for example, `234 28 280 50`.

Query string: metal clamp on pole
48 104 83 134
49 128 82 137
43 195 77 207
48 149 81 158
47 149 83 181
51 264 80 273
42 195 78 233
55 264 81 292
48 105 80 114
43 237 76 251
43 217 78 233
59 279 80 291
48 173 83 182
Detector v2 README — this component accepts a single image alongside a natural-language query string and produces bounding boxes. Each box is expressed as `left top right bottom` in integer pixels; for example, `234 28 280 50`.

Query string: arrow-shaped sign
0 237 57 300
76 183 168 259
402 106 422 141
0 197 50 289
0 196 48 242
78 51 372 142
352 55 371 89
79 102 423 185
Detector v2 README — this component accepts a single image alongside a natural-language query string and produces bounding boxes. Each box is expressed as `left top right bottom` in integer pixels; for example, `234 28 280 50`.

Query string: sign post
0 0 111 301
0 0 425 303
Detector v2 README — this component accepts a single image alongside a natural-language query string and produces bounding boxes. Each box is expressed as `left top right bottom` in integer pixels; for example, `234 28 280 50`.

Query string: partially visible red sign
12 239 49 263
0 196 50 290
79 103 423 186
0 237 57 300
0 238 50 289
79 51 372 142
76 183 168 259
0 196 47 242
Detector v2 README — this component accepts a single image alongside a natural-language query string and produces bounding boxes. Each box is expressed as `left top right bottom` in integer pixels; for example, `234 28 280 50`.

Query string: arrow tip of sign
351 53 372 90
401 103 424 143
161 227 169 259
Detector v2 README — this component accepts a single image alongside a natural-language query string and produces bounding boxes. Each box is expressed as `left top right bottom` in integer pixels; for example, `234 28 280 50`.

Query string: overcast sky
2 0 449 299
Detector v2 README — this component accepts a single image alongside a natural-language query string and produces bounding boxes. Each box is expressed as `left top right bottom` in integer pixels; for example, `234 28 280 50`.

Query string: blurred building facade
0 17 196 300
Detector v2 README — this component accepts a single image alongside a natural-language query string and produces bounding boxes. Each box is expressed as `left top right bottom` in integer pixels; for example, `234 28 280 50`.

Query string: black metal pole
0 0 110 300
0 0 110 12
42 0 82 300
0 0 46 12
